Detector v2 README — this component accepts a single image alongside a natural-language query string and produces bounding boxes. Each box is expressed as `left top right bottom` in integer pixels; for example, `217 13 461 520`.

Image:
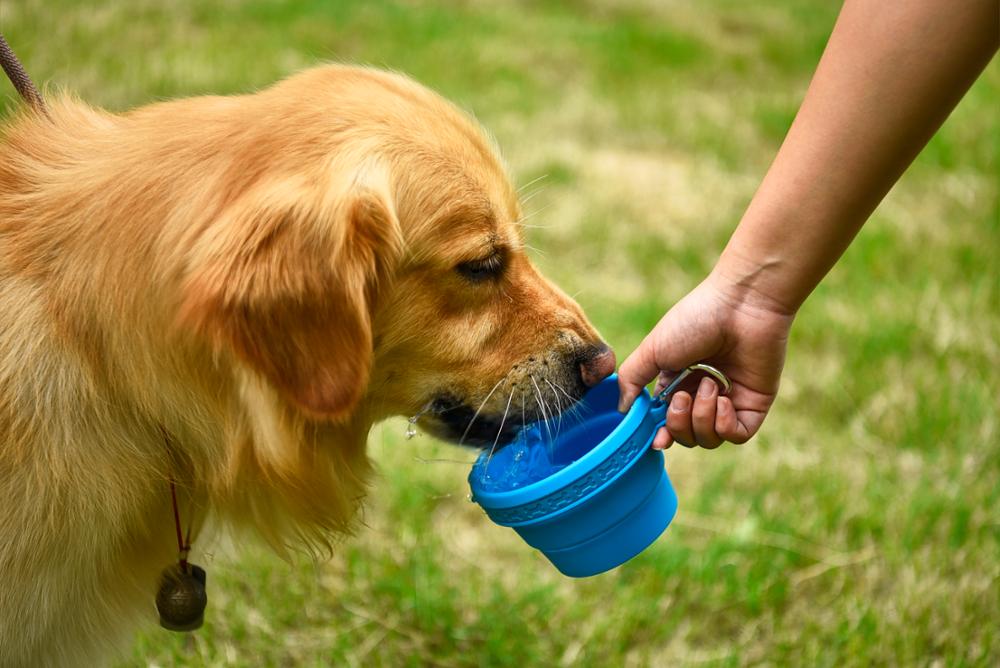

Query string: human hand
617 273 795 449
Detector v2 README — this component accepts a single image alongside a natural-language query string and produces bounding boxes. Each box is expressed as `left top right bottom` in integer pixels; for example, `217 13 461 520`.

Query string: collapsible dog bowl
468 365 730 578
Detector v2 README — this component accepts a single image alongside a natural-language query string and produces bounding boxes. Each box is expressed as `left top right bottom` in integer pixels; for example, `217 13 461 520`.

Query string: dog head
179 66 614 452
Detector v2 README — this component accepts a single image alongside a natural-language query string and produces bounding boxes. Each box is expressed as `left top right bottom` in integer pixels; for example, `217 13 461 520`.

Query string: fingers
715 397 766 445
617 339 660 413
622 343 729 450
653 371 671 396
715 395 739 440
651 425 673 450
665 391 695 446
691 377 723 449
663 378 728 449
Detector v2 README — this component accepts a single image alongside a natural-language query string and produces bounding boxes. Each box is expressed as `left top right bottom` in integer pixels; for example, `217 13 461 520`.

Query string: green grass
3 0 998 665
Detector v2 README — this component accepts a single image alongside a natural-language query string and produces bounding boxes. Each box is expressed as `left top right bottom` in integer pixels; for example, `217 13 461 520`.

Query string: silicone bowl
468 374 675 578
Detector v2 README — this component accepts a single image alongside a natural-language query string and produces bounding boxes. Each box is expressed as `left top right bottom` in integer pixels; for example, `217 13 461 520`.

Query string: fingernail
698 377 716 398
617 393 630 413
672 393 690 411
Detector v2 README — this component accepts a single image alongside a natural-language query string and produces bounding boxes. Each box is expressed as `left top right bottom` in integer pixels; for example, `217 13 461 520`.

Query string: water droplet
405 414 419 439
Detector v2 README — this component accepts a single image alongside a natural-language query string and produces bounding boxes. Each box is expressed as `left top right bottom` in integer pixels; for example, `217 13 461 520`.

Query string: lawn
2 0 997 665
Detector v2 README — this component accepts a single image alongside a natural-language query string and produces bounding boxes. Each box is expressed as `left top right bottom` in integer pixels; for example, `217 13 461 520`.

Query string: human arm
618 0 999 449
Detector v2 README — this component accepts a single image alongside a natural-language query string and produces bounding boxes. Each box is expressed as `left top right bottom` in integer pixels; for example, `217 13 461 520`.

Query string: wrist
708 248 802 319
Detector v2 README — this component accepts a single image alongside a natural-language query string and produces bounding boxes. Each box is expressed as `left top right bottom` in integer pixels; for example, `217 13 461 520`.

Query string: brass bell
156 563 207 631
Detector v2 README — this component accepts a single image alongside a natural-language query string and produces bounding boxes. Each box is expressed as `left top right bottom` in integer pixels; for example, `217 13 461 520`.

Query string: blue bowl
468 374 675 577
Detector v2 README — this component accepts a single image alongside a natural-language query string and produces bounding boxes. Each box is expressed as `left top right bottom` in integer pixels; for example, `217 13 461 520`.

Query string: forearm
715 0 998 314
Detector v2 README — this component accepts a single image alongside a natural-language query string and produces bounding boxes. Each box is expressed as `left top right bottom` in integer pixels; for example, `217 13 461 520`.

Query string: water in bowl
472 392 627 493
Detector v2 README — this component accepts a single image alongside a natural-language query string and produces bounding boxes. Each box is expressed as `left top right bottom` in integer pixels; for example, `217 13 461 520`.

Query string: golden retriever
0 64 615 665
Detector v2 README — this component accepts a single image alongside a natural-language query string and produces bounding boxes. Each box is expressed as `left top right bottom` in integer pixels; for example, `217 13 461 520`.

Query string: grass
3 0 998 665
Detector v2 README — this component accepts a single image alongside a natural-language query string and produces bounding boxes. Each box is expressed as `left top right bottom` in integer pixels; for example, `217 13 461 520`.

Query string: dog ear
179 163 401 420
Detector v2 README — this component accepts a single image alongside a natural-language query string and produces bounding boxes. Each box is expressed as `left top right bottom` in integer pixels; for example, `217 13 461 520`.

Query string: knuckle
696 432 721 449
724 429 750 444
691 401 714 420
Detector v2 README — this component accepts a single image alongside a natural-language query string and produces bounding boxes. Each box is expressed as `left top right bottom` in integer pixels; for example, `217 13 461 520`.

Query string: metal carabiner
654 363 732 404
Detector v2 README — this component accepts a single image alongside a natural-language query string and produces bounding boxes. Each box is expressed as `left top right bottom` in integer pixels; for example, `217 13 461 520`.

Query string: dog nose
578 344 616 387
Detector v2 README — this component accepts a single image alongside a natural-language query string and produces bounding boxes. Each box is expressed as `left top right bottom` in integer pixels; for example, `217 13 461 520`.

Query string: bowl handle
648 363 732 429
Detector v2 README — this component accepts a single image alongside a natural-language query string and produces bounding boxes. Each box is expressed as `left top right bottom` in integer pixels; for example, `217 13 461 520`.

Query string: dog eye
456 253 504 282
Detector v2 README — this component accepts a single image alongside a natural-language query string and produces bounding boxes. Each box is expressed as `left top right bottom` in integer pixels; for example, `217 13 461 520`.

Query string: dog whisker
516 173 548 194
543 378 567 440
457 376 506 448
483 389 516 477
405 399 437 439
517 203 552 225
549 377 593 431
522 243 547 257
413 456 476 466
520 187 548 206
547 378 579 408
529 375 555 446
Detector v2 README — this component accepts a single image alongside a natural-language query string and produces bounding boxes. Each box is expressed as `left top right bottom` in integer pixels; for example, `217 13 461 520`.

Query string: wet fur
0 65 606 665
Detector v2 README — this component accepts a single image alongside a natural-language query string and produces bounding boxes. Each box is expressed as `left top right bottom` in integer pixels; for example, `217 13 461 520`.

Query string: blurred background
2 1 997 665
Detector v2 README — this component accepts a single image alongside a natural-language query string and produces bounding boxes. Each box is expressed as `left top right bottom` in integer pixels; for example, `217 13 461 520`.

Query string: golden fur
0 65 613 665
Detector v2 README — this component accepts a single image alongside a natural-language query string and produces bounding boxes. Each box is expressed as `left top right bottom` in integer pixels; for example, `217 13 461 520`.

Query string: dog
0 64 615 665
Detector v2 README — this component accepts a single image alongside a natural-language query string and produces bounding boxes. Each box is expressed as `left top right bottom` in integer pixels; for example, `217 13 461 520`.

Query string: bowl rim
469 374 658 509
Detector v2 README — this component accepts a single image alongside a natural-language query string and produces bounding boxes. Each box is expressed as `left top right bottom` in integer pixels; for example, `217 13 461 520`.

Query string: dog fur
0 65 613 665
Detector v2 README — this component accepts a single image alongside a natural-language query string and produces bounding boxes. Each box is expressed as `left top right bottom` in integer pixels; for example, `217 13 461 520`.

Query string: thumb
617 336 660 413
